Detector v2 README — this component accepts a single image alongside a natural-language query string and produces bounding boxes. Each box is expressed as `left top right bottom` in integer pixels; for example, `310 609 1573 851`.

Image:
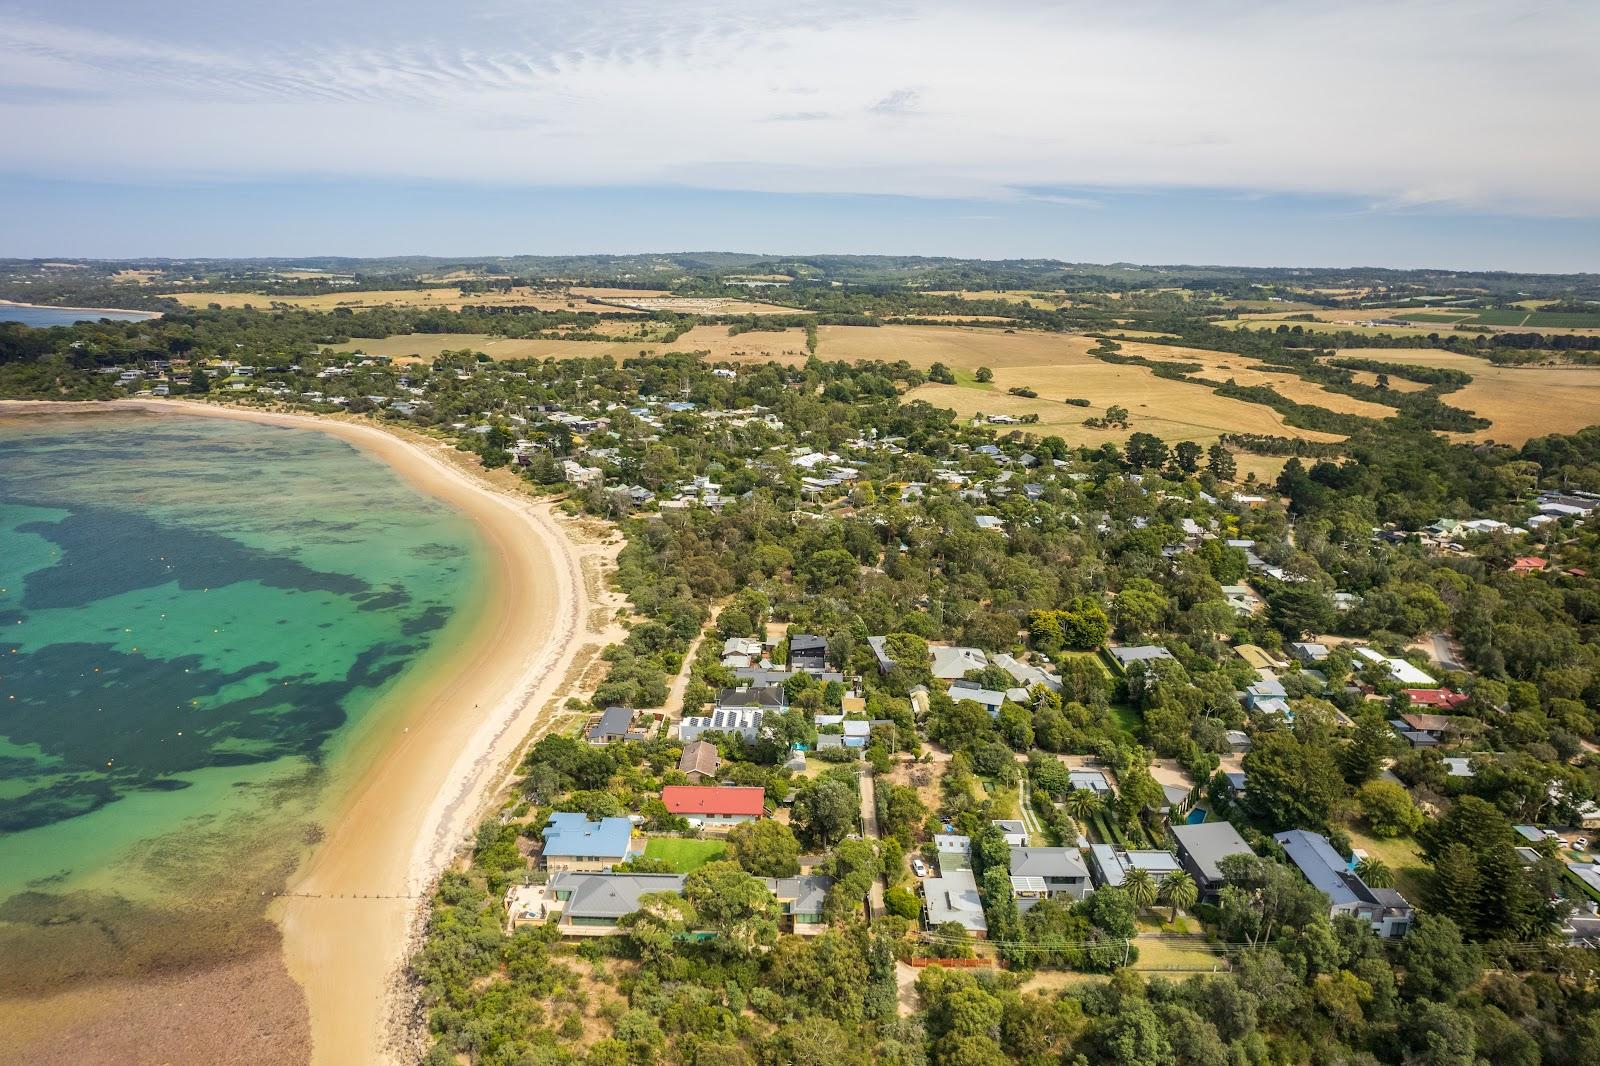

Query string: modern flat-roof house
1275 830 1414 938
923 867 987 936
1008 846 1091 909
678 702 769 744
931 645 989 680
678 739 721 782
1171 821 1254 903
993 819 1029 847
788 633 829 674
1068 769 1115 796
541 813 639 872
1109 645 1174 671
660 784 766 830
1088 845 1182 888
867 635 895 674
766 874 832 935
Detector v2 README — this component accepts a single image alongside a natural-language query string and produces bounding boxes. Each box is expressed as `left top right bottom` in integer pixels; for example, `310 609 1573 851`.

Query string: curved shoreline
0 398 615 1064
0 298 161 319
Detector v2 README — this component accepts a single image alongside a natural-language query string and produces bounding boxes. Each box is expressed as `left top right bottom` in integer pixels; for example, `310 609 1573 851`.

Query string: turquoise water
0 411 484 993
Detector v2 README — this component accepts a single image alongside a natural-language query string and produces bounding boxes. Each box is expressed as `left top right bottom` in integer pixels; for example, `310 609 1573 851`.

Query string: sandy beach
0 298 162 318
0 399 620 1065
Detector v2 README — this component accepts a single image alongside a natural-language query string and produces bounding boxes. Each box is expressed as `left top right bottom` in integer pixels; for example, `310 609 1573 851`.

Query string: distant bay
0 410 486 1005
0 301 161 326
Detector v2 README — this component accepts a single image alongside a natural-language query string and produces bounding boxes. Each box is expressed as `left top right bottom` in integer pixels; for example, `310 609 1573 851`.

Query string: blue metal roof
543 813 634 859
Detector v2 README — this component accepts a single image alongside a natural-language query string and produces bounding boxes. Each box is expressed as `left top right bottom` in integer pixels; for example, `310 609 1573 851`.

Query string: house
949 680 1006 717
1354 647 1435 686
766 875 832 935
1244 672 1288 710
542 871 688 934
678 704 767 744
1403 688 1470 712
721 636 765 668
1275 830 1413 938
1109 645 1174 671
1171 821 1254 903
923 868 987 936
1399 712 1455 739
586 705 645 746
1088 844 1182 888
993 819 1029 847
678 739 721 782
1222 584 1265 616
1443 757 1475 778
541 813 639 871
931 646 988 680
1509 556 1548 575
788 634 829 674
1288 642 1329 665
1008 846 1092 908
934 834 973 873
867 635 895 674
660 785 766 829
1068 769 1115 796
991 652 1062 693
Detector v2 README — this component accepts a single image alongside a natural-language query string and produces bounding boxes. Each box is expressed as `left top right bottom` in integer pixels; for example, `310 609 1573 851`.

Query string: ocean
0 411 485 998
0 302 160 327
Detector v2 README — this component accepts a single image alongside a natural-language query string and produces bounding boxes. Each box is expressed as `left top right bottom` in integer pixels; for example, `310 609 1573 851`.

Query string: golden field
170 286 644 314
325 324 814 363
1329 349 1600 444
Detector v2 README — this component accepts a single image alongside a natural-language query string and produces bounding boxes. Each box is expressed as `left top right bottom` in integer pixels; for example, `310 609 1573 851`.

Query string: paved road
859 770 885 918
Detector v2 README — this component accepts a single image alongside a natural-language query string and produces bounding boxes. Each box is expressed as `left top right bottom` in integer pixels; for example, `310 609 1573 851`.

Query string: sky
2 0 1598 271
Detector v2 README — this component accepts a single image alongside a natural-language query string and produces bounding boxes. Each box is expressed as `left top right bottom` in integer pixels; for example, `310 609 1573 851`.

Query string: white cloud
0 0 1596 216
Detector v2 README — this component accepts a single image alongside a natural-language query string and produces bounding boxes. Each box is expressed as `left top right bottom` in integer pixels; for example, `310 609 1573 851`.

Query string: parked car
911 858 929 878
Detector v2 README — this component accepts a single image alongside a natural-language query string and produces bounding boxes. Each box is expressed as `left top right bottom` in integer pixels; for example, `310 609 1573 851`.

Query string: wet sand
0 399 611 1064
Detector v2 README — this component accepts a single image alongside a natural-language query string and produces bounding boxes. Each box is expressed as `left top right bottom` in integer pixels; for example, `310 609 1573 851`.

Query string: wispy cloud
0 1 1596 217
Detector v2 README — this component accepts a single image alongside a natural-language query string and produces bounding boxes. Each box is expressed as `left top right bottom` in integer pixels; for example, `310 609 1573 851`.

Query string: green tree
1242 730 1345 831
1207 442 1236 481
1124 867 1159 911
791 775 858 848
974 366 994 383
1160 870 1198 922
1356 779 1423 838
683 860 780 956
725 818 801 877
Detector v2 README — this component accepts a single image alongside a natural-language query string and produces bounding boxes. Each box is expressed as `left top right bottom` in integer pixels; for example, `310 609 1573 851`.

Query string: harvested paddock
1329 349 1600 443
169 286 642 314
1108 341 1396 420
324 324 814 363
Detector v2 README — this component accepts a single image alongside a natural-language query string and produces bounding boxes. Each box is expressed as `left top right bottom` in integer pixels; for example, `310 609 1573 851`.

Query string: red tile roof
1402 688 1470 710
660 784 766 817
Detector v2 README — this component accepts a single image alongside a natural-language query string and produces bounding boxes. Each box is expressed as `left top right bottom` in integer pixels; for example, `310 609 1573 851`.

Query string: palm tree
1124 867 1159 911
1355 857 1393 889
1062 788 1102 824
1160 870 1198 923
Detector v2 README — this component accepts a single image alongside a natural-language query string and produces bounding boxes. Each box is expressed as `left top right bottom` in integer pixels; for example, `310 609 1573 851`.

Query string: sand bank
0 399 617 1065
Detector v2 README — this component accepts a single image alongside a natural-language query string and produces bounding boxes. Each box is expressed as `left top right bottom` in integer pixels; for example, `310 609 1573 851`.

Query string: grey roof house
1170 821 1254 902
1274 830 1413 938
1008 846 1091 909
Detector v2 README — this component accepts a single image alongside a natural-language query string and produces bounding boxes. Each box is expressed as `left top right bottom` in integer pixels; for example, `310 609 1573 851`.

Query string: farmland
169 286 642 314
325 323 814 363
1329 349 1600 443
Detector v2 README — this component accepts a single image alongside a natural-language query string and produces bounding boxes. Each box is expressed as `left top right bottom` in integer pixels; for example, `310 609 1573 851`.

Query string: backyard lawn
643 837 727 872
1344 823 1429 903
